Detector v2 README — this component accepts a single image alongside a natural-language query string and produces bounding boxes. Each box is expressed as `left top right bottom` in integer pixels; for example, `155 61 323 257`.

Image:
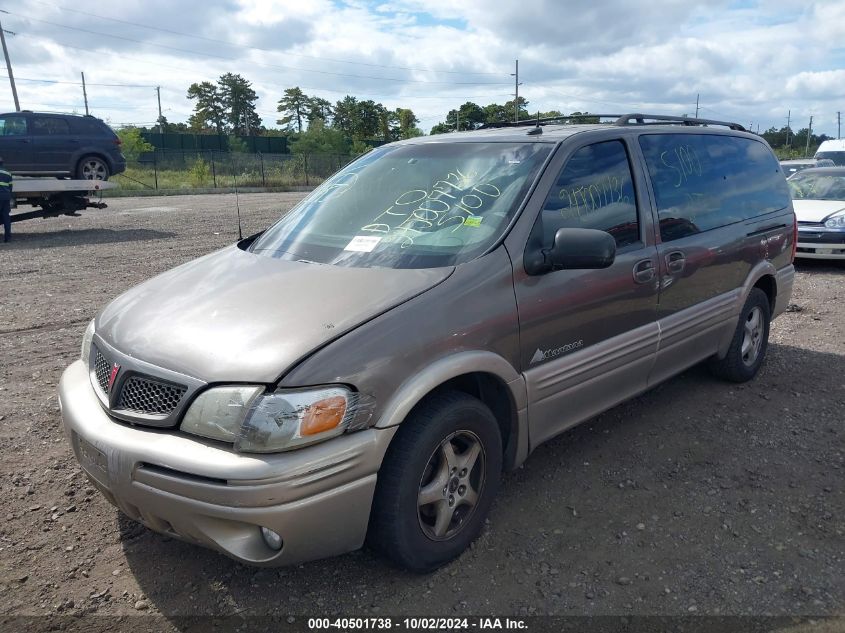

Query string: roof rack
479 114 622 129
615 113 746 131
478 112 746 132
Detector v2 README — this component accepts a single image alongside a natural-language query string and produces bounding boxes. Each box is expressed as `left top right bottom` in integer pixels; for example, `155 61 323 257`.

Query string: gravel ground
0 194 842 631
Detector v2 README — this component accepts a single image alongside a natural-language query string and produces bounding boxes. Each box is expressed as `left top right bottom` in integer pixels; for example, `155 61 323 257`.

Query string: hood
97 246 453 383
793 199 845 223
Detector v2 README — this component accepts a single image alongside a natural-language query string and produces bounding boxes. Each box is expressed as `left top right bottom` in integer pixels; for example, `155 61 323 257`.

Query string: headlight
180 385 263 442
824 212 845 229
180 385 373 453
80 319 95 361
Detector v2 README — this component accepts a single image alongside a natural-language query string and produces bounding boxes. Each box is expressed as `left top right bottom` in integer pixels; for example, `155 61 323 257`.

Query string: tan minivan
59 114 796 572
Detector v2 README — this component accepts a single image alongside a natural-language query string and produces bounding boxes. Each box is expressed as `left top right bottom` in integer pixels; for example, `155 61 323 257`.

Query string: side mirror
525 228 616 275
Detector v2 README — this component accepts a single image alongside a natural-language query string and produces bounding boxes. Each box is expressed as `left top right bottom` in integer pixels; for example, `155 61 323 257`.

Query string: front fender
374 350 525 429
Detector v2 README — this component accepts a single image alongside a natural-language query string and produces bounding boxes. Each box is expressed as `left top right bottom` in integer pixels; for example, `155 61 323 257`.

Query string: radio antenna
230 154 243 240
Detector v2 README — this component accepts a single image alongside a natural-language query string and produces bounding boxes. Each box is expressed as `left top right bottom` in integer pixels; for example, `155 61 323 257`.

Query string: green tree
277 87 310 133
186 81 227 135
332 96 358 136
482 102 508 125
290 119 350 155
429 122 453 135
307 97 333 128
568 111 600 124
396 108 422 139
219 73 261 135
116 127 153 160
353 100 383 139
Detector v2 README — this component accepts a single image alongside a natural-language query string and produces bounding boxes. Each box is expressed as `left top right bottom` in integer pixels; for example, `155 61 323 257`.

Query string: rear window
68 117 112 135
815 152 845 166
639 134 791 242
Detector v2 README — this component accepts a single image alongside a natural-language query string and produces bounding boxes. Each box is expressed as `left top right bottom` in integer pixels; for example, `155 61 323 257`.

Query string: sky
1 0 843 138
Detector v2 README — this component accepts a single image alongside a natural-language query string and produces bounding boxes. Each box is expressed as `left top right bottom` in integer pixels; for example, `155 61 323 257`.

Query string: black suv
0 111 126 180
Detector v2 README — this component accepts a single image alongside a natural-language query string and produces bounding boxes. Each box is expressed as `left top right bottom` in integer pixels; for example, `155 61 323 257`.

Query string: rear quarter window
69 117 113 136
638 134 791 242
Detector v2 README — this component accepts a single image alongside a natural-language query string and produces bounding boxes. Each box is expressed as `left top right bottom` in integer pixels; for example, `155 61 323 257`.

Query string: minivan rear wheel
368 391 502 572
77 156 110 181
708 288 771 382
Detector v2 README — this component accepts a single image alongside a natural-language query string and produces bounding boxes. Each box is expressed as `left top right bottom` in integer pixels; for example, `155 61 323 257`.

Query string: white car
788 167 845 259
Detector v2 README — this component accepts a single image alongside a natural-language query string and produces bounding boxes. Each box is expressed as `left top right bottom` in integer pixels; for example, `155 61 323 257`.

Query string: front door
512 138 660 448
0 114 32 172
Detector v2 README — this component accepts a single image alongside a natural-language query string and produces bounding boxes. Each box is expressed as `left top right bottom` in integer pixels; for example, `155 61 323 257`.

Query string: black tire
368 391 502 573
708 288 771 382
76 156 110 181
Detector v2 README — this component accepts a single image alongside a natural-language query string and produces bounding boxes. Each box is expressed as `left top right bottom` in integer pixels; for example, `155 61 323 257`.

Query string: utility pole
786 110 791 147
156 86 163 134
695 93 699 118
81 72 89 115
804 116 813 158
838 111 841 139
511 59 522 124
455 110 460 132
0 18 20 112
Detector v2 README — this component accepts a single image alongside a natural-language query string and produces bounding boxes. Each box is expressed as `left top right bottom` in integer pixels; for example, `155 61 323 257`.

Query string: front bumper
58 360 396 566
797 227 845 259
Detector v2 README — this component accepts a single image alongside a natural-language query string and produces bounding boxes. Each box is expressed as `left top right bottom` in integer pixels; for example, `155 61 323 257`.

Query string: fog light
260 526 283 551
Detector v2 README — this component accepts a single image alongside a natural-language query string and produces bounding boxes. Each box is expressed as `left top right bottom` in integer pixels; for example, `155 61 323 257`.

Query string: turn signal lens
301 396 347 436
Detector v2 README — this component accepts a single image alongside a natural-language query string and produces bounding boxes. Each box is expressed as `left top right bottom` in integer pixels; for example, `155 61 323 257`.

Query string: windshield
250 142 552 268
815 152 845 166
788 172 845 201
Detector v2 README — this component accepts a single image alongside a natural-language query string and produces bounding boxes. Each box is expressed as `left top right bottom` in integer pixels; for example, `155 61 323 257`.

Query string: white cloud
1 0 842 136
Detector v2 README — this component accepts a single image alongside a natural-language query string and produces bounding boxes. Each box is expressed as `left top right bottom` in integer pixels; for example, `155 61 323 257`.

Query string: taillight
791 213 797 262
113 138 122 146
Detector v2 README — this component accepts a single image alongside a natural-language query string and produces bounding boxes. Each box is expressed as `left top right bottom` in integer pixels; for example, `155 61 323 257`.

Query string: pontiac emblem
107 363 121 393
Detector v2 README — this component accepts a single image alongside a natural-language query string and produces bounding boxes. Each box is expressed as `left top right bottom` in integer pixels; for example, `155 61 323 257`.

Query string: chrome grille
94 348 110 393
117 376 186 416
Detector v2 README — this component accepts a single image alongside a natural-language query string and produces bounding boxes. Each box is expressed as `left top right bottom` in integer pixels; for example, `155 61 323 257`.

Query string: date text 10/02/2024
307 617 528 630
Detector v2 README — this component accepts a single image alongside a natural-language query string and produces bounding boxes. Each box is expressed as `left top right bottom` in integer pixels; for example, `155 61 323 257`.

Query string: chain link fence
112 150 354 193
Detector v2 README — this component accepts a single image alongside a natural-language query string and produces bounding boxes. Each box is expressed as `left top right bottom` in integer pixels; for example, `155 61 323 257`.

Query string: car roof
386 113 750 146
780 159 820 165
0 111 100 119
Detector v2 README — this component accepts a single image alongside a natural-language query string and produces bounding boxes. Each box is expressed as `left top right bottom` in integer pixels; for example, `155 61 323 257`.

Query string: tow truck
10 178 117 222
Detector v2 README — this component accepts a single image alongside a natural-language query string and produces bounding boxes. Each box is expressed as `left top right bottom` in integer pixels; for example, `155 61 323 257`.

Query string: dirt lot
0 194 842 631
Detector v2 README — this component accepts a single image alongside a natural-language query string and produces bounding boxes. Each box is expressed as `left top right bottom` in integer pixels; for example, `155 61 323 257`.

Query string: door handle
665 250 686 274
633 259 655 284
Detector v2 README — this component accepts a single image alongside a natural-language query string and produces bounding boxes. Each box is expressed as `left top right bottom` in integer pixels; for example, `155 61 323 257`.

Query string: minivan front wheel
709 288 771 382
77 156 110 181
368 391 502 572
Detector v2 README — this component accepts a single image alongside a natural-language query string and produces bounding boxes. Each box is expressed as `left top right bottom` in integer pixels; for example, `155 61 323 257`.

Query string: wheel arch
74 152 113 176
716 261 778 359
373 351 527 471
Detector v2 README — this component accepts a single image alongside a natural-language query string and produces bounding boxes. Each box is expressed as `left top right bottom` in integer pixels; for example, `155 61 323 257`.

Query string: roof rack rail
614 113 746 131
479 114 623 129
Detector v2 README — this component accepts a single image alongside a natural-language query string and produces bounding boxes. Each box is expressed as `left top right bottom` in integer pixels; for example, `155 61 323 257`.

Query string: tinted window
251 142 552 269
639 134 790 242
68 117 108 135
0 116 28 136
816 151 845 166
535 140 640 249
32 117 70 135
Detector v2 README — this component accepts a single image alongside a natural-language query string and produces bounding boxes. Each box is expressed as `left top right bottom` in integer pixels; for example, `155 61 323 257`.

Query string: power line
6 10 510 86
2 75 156 87
29 0 505 77
3 73 511 104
